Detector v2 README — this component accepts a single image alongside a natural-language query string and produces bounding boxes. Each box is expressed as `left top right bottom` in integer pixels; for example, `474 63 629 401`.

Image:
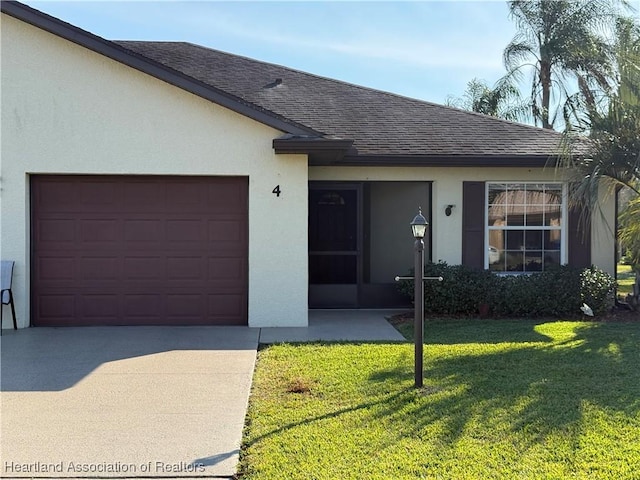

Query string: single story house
1 1 615 329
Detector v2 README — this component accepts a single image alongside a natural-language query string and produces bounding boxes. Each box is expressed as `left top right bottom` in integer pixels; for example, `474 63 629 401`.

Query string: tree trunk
540 60 552 129
628 271 640 311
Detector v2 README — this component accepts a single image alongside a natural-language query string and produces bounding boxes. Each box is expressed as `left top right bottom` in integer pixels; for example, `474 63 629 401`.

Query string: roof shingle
116 41 567 160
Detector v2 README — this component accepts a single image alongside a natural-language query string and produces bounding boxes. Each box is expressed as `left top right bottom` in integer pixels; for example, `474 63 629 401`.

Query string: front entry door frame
308 182 363 308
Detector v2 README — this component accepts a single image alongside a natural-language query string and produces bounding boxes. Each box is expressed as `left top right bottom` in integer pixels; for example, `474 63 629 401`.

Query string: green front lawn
239 319 640 479
618 264 635 297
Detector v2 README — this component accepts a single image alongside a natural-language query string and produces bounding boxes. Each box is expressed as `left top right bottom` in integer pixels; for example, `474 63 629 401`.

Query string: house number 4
272 185 281 197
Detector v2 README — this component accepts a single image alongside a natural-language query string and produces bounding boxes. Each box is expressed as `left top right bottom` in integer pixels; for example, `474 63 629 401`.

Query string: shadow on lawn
369 321 640 449
242 321 640 470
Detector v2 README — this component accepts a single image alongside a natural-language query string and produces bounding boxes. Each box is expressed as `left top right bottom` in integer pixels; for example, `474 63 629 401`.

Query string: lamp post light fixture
410 208 427 388
411 208 428 239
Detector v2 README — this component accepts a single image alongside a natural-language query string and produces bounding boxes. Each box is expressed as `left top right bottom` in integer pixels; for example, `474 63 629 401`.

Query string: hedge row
397 262 616 317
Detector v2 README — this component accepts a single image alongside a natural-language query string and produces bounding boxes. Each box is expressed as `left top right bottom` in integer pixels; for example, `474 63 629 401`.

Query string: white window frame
484 182 567 272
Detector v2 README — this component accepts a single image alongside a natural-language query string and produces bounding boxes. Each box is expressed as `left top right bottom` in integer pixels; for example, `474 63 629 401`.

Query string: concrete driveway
1 326 259 478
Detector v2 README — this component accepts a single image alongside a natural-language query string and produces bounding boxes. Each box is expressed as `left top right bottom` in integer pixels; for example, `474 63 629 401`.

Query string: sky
22 1 520 105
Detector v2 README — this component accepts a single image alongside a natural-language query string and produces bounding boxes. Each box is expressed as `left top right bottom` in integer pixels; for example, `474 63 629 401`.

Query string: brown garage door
31 175 248 326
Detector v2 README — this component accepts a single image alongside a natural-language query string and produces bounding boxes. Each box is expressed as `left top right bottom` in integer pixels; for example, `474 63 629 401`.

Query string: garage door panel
208 257 245 280
207 182 246 209
123 294 163 316
36 181 80 212
36 219 76 243
37 295 76 319
166 219 205 242
37 257 76 281
166 294 204 316
79 257 120 280
80 219 120 242
123 256 164 279
166 182 207 209
208 219 245 243
81 295 119 318
208 294 246 319
122 182 166 212
80 182 120 208
123 219 163 242
32 175 248 326
166 256 203 280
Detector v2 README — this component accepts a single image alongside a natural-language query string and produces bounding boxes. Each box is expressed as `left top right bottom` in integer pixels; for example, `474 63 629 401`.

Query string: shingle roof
116 41 568 162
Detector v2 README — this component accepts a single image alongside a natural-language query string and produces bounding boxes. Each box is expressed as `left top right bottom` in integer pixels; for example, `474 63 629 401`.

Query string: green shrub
397 262 615 317
397 262 496 315
489 265 582 317
580 266 617 315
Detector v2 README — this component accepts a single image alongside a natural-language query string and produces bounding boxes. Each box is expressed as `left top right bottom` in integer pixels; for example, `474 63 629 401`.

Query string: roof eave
273 135 353 161
1 1 318 137
310 154 561 168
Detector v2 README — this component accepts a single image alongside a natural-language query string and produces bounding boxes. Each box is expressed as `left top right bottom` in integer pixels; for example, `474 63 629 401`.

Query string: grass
618 264 635 297
239 319 640 479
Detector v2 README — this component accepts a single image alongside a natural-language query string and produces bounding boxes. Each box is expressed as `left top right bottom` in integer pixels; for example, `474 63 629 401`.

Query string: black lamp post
410 208 428 388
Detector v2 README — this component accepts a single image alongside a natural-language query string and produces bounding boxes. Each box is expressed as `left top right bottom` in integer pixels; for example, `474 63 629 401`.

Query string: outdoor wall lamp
445 204 455 216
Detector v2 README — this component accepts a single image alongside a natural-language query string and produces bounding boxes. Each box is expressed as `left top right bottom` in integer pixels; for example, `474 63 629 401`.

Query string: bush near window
398 262 616 317
580 266 619 315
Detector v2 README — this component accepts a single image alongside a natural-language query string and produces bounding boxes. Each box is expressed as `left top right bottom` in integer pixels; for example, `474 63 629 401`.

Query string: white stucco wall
1 14 308 328
310 166 615 275
591 188 617 277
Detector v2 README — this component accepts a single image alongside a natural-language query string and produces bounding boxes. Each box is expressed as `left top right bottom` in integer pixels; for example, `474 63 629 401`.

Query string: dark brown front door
31 175 248 326
308 185 361 307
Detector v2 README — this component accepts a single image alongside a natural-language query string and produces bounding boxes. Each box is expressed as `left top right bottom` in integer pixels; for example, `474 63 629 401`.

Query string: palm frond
505 0 626 129
619 194 640 270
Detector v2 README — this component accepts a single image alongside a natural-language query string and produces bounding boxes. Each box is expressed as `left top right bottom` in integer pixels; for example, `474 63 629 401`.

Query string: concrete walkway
260 309 407 343
0 311 406 478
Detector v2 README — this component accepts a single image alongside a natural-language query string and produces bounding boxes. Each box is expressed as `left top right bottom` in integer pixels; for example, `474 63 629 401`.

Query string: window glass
487 182 563 272
505 251 524 272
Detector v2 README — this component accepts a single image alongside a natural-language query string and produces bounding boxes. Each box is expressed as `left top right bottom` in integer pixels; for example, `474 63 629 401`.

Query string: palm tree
564 99 640 309
503 0 617 129
562 14 640 308
568 96 639 203
446 77 529 122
